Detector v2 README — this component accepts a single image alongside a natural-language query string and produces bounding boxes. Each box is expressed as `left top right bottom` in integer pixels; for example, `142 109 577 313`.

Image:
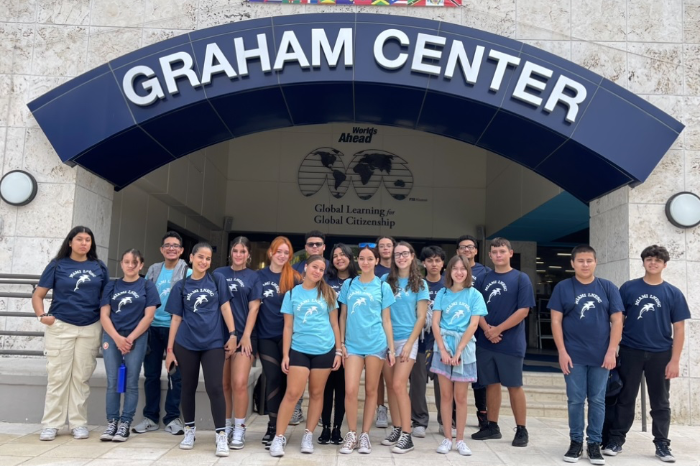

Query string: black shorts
476 346 524 388
234 331 258 355
289 348 335 370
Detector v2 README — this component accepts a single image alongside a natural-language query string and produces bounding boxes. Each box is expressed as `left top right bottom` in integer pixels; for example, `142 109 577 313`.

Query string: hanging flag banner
249 0 461 6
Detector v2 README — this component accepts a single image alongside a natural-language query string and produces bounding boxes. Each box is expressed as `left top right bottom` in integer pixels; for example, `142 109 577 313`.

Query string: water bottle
117 360 127 393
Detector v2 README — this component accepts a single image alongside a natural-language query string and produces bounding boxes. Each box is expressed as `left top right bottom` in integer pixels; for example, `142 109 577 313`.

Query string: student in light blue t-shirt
430 255 487 457
338 245 396 455
379 241 429 454
267 255 341 457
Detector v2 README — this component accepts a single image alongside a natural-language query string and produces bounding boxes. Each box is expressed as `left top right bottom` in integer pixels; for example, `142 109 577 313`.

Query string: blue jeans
103 331 148 423
142 326 181 424
564 364 609 444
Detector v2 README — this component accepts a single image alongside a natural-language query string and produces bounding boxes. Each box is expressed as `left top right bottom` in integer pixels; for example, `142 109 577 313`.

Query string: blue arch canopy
28 13 683 203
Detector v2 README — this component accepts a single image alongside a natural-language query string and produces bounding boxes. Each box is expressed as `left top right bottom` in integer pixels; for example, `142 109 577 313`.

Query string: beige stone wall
1 0 698 423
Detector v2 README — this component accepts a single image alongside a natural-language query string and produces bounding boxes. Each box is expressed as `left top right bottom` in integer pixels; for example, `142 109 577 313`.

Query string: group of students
31 226 689 464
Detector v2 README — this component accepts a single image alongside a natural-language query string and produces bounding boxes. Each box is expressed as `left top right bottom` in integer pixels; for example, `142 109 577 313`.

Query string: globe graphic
346 150 413 200
297 147 350 199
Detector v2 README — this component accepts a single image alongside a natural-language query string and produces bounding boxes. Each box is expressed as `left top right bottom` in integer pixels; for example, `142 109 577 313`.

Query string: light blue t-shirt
381 275 430 341
281 285 337 355
338 277 396 355
153 267 192 328
433 287 488 334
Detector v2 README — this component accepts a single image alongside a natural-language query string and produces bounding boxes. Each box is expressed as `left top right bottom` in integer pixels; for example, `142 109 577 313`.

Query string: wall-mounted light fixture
665 192 700 228
0 170 38 206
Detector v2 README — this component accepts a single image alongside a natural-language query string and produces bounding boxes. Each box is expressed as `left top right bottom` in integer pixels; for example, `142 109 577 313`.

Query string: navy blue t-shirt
293 259 330 275
548 277 623 366
213 267 262 338
471 262 492 286
619 278 690 352
326 275 349 295
38 258 109 326
257 267 299 340
475 269 535 358
421 277 445 352
375 264 391 277
101 278 160 332
166 273 229 351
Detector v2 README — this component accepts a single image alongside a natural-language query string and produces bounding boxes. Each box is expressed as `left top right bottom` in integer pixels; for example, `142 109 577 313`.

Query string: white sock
225 418 232 427
235 418 245 426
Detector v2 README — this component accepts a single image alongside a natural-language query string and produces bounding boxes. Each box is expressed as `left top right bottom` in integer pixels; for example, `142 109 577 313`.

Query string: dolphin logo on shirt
580 300 595 319
303 306 319 323
116 297 133 313
229 283 238 293
638 303 655 320
160 289 170 298
351 297 367 315
263 289 275 298
193 295 208 312
487 288 501 304
449 309 465 325
74 274 91 291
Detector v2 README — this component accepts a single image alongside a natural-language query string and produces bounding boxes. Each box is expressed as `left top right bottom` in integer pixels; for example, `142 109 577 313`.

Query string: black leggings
174 342 226 430
321 365 345 427
258 337 286 425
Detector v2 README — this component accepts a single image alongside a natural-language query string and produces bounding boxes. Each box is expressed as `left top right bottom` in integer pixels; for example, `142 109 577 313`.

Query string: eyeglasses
162 243 182 249
359 242 376 248
458 245 476 251
394 251 411 259
306 242 324 248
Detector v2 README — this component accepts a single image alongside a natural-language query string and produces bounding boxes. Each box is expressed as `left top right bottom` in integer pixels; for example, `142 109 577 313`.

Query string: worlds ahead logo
298 148 414 200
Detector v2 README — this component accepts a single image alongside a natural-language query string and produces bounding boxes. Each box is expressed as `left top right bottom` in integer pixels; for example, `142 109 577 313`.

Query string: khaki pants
42 319 101 429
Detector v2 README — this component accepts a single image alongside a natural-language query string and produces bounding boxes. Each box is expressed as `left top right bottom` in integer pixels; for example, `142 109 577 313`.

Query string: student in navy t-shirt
32 226 109 442
213 236 262 450
472 238 535 447
456 234 491 429
291 230 330 275
548 245 623 464
99 249 160 442
603 245 690 462
256 236 302 448
410 246 446 437
373 236 395 428
268 255 342 457
318 243 358 445
165 242 236 458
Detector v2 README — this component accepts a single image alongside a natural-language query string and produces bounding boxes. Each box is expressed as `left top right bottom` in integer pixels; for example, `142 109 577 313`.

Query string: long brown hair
387 241 425 294
268 236 300 294
444 255 473 289
305 255 337 309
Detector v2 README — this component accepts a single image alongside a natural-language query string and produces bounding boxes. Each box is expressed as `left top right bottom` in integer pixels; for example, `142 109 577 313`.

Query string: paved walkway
1 414 699 466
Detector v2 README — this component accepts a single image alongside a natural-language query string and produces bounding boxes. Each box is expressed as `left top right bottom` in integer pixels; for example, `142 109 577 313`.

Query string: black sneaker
100 419 118 441
471 422 502 440
331 426 343 445
112 421 131 442
262 423 275 449
564 441 583 463
391 433 414 454
587 443 605 465
476 411 488 430
317 426 331 445
655 441 675 463
512 426 528 447
602 442 622 456
381 426 402 446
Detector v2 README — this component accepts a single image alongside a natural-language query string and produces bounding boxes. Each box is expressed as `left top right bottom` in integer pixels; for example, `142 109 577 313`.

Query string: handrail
0 273 45 357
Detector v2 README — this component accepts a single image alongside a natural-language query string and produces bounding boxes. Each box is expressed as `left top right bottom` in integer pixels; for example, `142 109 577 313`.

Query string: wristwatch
37 313 51 322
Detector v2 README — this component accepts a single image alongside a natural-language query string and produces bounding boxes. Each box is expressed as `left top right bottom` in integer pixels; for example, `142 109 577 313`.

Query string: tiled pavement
1 414 699 466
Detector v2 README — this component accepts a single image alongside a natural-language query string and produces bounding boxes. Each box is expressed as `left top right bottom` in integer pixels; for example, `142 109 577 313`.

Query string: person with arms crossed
133 231 191 435
602 245 690 463
549 245 623 465
472 238 535 447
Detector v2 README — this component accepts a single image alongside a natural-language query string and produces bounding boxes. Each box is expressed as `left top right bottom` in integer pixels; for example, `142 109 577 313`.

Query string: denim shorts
346 347 388 360
430 354 477 383
394 338 419 360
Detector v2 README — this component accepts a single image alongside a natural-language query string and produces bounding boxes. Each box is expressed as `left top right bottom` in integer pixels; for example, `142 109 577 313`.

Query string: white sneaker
230 424 246 450
339 431 357 454
269 435 286 457
376 405 389 428
165 418 184 435
301 429 314 454
437 438 453 454
180 426 196 450
412 425 426 438
456 440 472 456
72 426 89 439
358 432 372 454
132 417 159 434
216 431 229 457
39 428 58 441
